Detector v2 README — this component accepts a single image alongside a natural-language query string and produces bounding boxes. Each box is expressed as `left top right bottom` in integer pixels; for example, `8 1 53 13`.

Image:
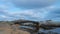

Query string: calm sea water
20 26 60 34
39 28 60 34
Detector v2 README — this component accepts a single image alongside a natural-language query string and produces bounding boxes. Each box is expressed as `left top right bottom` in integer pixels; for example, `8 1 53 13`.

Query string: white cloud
9 9 49 20
0 5 51 21
0 15 8 18
0 0 60 21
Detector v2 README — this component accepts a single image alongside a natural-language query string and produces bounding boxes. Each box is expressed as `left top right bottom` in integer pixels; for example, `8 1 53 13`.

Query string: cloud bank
0 0 60 21
12 0 56 9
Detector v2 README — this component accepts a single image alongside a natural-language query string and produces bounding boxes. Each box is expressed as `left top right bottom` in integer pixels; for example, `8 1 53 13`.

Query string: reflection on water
20 26 60 34
39 28 60 34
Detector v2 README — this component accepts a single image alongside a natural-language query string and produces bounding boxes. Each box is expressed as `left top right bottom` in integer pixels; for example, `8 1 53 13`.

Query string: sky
0 0 60 21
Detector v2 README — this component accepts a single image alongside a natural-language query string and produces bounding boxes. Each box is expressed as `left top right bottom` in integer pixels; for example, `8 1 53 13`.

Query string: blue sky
0 0 60 21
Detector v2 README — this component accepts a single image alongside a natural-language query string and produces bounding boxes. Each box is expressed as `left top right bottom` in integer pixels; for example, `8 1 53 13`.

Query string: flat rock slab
0 23 30 34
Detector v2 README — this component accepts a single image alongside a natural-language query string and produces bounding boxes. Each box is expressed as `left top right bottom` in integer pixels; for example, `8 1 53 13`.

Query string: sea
19 26 60 34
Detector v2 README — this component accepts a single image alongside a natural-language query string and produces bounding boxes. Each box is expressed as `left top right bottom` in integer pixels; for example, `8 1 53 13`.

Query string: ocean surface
20 26 60 34
38 28 60 34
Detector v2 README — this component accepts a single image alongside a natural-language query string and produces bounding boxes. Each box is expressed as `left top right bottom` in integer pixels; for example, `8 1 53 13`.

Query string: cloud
8 9 50 21
0 0 60 21
0 15 7 18
45 8 60 21
12 0 56 9
0 8 49 21
0 4 60 21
